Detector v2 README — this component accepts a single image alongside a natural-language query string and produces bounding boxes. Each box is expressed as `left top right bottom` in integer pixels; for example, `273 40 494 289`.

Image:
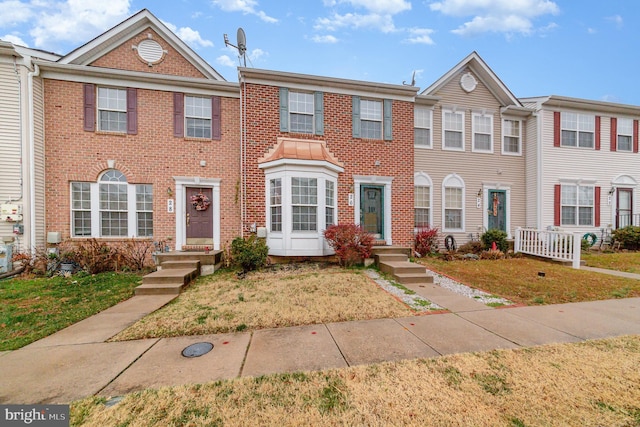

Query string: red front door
186 187 213 244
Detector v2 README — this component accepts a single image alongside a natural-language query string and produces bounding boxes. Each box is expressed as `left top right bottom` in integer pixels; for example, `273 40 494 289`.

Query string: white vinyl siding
0 62 21 211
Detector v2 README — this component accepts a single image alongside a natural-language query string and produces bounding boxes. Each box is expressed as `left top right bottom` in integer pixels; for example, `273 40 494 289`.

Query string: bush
117 239 154 271
458 240 484 255
231 235 269 273
612 226 640 250
74 239 115 274
414 227 439 257
481 229 508 253
324 224 374 267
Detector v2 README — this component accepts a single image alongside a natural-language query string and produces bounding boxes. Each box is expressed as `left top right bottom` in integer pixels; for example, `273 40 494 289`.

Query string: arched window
415 172 432 229
71 169 153 237
442 174 465 231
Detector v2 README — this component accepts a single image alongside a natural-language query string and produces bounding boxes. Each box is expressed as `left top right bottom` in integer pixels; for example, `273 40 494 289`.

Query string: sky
1 0 639 105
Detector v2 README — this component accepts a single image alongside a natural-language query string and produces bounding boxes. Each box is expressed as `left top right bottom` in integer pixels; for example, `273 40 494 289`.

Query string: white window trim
173 176 221 251
70 174 152 238
289 91 314 134
442 109 465 152
471 112 493 153
97 86 127 133
442 173 465 232
501 118 522 156
560 111 595 149
414 107 433 149
184 95 212 139
560 183 595 227
414 172 433 230
616 117 633 152
353 175 393 246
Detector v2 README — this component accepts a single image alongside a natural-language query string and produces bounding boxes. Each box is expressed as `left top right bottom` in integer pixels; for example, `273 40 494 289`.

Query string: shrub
231 235 269 273
612 226 640 250
481 229 508 253
73 239 115 274
458 240 484 255
324 224 373 267
479 249 505 260
414 227 439 257
117 239 154 271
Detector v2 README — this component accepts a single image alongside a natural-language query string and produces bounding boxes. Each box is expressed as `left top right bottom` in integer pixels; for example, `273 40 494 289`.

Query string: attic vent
137 39 165 64
460 72 477 93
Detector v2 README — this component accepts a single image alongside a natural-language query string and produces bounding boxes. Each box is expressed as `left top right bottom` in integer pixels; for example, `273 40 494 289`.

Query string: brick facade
241 83 415 247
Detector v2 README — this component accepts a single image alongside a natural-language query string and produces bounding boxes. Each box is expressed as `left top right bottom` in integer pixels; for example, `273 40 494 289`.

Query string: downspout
27 63 39 251
238 69 245 237
534 105 543 230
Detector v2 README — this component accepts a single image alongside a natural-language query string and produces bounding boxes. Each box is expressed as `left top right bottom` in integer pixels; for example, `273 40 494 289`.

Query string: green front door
361 185 384 238
487 190 506 232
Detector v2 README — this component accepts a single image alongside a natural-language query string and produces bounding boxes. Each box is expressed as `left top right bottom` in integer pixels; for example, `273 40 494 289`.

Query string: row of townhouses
1 9 639 258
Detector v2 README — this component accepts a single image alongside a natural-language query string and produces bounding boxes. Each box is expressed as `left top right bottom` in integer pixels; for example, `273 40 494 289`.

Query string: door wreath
191 192 211 211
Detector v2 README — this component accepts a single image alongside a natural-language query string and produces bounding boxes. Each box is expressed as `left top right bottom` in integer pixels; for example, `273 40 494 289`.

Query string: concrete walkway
1 273 639 404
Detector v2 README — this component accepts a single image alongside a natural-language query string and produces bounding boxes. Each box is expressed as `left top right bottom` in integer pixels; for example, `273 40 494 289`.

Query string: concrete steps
371 247 433 285
135 250 222 296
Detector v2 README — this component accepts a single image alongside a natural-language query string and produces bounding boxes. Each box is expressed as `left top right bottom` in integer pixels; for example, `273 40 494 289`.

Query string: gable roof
421 51 522 107
57 9 225 81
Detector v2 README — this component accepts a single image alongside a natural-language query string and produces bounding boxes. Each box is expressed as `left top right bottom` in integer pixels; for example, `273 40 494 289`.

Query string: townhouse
2 8 639 259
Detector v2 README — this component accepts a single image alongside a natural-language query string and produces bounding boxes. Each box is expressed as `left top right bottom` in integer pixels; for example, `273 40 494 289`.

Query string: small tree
481 229 508 253
414 227 439 257
323 224 373 267
230 235 269 273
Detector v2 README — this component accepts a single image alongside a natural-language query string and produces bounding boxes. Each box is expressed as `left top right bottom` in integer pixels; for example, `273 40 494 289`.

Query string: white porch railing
514 227 582 269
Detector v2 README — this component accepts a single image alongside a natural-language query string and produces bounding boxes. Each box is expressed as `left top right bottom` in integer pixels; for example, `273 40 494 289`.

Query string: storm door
361 185 384 238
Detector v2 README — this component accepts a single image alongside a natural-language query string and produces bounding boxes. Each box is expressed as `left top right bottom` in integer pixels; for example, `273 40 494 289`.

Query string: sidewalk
1 275 639 404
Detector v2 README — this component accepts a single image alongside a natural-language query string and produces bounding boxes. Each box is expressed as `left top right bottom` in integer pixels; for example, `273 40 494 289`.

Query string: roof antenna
224 27 247 67
403 70 416 86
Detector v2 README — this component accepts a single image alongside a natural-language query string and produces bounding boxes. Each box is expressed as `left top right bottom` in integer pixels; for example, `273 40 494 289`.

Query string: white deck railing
514 227 582 269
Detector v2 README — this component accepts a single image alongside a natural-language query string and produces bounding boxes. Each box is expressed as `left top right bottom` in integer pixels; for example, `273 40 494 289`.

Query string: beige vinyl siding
0 60 22 238
415 69 526 244
33 77 46 248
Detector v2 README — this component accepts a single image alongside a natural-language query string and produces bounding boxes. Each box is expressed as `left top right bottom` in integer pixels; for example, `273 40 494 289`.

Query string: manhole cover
182 342 214 358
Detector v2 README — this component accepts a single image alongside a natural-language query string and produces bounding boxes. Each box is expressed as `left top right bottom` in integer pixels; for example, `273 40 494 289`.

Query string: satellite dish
403 70 416 86
224 27 248 66
237 27 246 56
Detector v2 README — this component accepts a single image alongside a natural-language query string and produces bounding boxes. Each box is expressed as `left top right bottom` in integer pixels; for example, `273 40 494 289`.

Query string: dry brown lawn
582 251 640 274
419 257 640 305
111 264 416 341
71 335 640 426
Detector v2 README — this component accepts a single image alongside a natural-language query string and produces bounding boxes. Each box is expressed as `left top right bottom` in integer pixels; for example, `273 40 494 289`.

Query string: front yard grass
0 272 141 350
72 335 640 426
418 257 640 305
582 251 640 274
111 264 417 342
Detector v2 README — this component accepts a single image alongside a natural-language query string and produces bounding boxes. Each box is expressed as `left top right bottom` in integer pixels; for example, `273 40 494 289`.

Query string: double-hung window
443 174 465 231
270 178 282 232
98 87 127 132
561 185 594 226
71 169 153 237
292 177 318 231
185 95 212 138
289 91 314 134
325 181 335 226
360 99 383 139
443 109 464 150
561 112 595 148
502 119 521 155
617 118 633 152
414 107 432 147
472 113 493 152
415 186 430 228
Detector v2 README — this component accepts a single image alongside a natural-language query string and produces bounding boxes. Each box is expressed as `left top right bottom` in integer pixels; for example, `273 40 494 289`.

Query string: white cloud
28 0 131 49
430 0 559 36
606 15 623 29
216 54 237 67
0 1 33 26
248 47 265 61
405 28 435 44
1 33 28 46
163 21 214 48
311 34 339 43
328 0 411 15
315 13 396 33
211 0 278 23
